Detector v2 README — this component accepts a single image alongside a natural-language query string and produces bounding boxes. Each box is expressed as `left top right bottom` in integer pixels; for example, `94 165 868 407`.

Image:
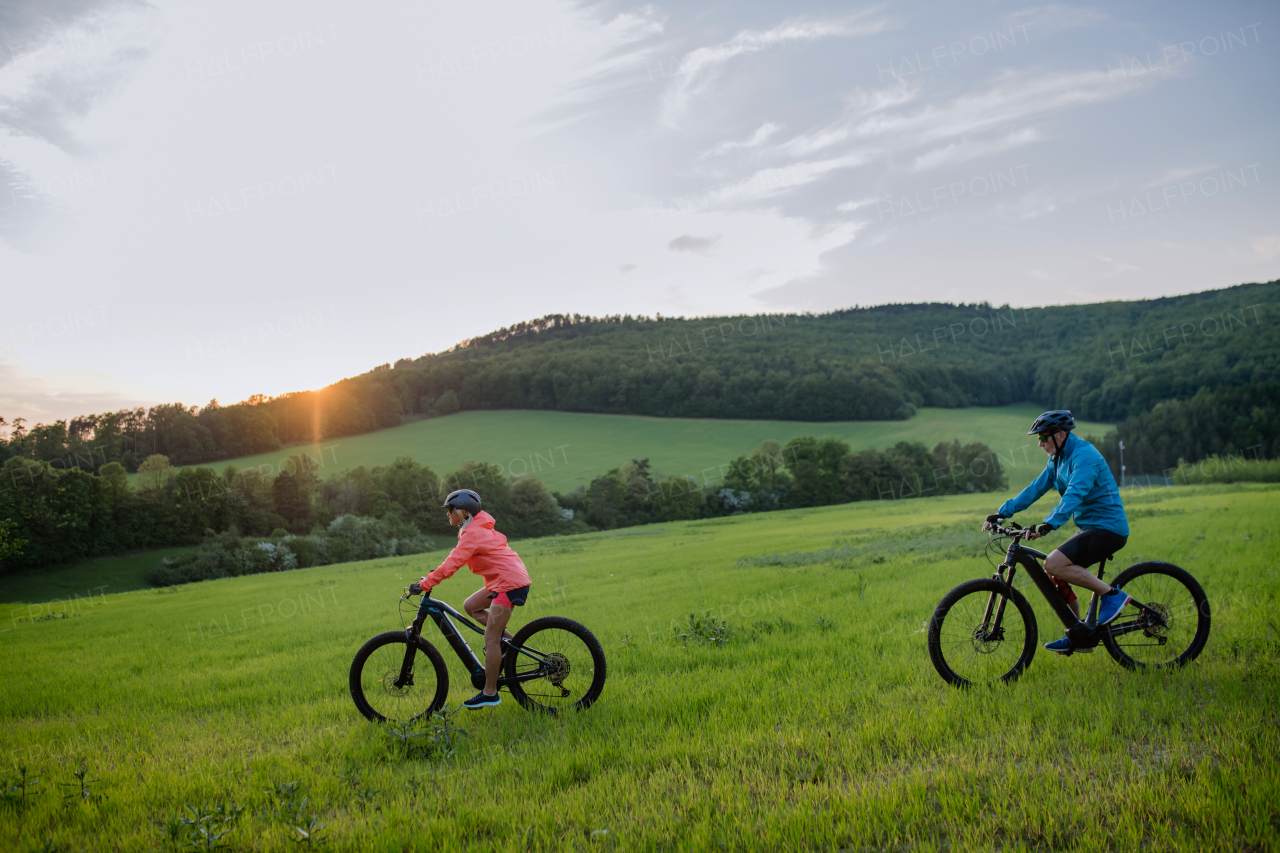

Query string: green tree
651 476 705 521
435 389 460 416
505 478 562 538
98 461 131 509
136 454 175 499
0 517 25 568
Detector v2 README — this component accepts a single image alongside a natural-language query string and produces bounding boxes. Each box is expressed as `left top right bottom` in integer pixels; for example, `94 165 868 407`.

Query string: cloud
1142 164 1217 190
1250 234 1280 261
0 0 158 244
1003 4 1112 36
697 121 782 159
1092 253 1140 278
660 13 889 127
619 263 637 272
668 234 721 254
911 128 1041 171
836 197 884 213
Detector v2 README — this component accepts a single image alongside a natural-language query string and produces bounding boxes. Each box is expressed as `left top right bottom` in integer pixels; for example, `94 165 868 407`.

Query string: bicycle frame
394 592 557 691
995 530 1165 650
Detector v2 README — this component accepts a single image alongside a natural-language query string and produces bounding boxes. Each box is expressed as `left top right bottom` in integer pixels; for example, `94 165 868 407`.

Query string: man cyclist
983 410 1131 654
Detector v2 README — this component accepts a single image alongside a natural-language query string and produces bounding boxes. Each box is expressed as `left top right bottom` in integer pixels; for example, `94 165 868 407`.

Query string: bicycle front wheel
349 631 450 723
505 616 607 714
928 578 1037 688
1102 561 1210 669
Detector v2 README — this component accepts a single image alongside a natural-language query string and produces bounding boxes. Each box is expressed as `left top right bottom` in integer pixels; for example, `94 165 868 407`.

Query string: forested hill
416 280 1276 423
2 280 1277 472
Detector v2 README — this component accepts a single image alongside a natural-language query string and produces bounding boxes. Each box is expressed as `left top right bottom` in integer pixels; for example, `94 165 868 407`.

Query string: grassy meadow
166 404 1113 492
1 483 1276 851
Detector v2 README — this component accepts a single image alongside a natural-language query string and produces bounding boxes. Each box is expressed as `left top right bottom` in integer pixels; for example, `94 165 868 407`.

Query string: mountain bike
349 585 607 721
927 520 1210 687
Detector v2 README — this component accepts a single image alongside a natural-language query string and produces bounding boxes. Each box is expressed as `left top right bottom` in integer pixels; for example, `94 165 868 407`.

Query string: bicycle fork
981 562 1019 638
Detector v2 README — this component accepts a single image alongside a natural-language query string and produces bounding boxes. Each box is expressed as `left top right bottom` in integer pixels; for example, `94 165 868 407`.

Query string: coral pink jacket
423 512 531 593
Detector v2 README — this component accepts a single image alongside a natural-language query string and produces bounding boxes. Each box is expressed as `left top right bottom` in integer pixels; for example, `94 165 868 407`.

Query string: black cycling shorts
1056 528 1127 569
487 585 529 607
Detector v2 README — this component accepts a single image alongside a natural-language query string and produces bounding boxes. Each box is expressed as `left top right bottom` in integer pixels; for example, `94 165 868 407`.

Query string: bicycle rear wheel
349 631 450 723
928 578 1037 688
1102 561 1210 669
505 616 606 714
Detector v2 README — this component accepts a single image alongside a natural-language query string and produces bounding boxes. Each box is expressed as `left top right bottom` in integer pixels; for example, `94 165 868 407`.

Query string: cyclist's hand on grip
982 514 1003 531
1027 523 1053 540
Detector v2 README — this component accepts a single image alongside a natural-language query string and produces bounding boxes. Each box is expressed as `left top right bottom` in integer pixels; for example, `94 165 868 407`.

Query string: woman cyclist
983 410 1131 654
417 489 532 709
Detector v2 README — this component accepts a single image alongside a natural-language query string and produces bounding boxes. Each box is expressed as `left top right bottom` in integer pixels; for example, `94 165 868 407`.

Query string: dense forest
1 280 1275 477
0 437 1001 574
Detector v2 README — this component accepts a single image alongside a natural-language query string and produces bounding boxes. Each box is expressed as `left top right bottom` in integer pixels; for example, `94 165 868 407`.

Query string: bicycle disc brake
970 624 1005 654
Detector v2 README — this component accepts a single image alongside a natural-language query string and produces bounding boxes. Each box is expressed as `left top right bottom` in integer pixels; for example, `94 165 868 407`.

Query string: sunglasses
1037 433 1055 444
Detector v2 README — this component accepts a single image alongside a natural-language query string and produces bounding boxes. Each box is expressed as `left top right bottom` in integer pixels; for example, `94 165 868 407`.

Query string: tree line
0 437 1003 574
1096 381 1280 475
2 280 1275 474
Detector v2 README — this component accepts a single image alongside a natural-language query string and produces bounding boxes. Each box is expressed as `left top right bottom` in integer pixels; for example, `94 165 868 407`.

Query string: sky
1 0 1277 425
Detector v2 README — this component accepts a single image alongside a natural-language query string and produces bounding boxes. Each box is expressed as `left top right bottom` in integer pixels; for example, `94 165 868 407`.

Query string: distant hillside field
178 404 1112 492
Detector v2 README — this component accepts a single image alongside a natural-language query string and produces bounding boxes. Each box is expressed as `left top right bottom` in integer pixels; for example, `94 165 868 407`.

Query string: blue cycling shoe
1045 635 1092 654
1096 588 1132 626
463 690 501 709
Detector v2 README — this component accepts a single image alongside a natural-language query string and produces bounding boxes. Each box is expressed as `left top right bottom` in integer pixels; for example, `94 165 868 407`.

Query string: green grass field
1 482 1275 850
0 547 200 605
166 404 1112 492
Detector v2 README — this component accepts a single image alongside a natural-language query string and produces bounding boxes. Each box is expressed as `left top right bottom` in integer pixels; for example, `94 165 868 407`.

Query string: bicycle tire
928 578 1038 688
504 616 607 714
349 631 450 723
1101 561 1210 670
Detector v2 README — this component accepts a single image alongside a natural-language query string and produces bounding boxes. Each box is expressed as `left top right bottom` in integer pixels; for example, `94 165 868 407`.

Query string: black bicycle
927 521 1210 687
349 586 607 721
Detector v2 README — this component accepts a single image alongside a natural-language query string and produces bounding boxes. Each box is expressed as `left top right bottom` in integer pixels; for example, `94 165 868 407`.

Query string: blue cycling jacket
998 433 1129 536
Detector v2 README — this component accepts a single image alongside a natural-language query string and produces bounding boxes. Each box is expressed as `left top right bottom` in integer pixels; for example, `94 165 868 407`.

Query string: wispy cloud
911 128 1041 171
697 121 782 159
668 234 720 254
660 14 889 127
1142 164 1217 189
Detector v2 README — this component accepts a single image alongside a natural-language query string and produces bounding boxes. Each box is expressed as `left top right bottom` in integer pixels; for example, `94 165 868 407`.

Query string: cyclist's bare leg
464 587 513 641
1044 550 1112 597
481 604 513 695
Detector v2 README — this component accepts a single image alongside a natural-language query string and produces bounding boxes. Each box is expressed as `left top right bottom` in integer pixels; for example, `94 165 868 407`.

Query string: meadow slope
1 483 1276 850
170 404 1112 493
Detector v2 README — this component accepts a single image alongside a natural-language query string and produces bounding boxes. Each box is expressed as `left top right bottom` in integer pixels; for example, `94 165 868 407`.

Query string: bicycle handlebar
985 519 1032 540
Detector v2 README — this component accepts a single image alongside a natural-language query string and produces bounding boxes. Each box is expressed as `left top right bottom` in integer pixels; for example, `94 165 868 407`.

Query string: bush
325 538 355 564
435 390 460 415
284 536 321 568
